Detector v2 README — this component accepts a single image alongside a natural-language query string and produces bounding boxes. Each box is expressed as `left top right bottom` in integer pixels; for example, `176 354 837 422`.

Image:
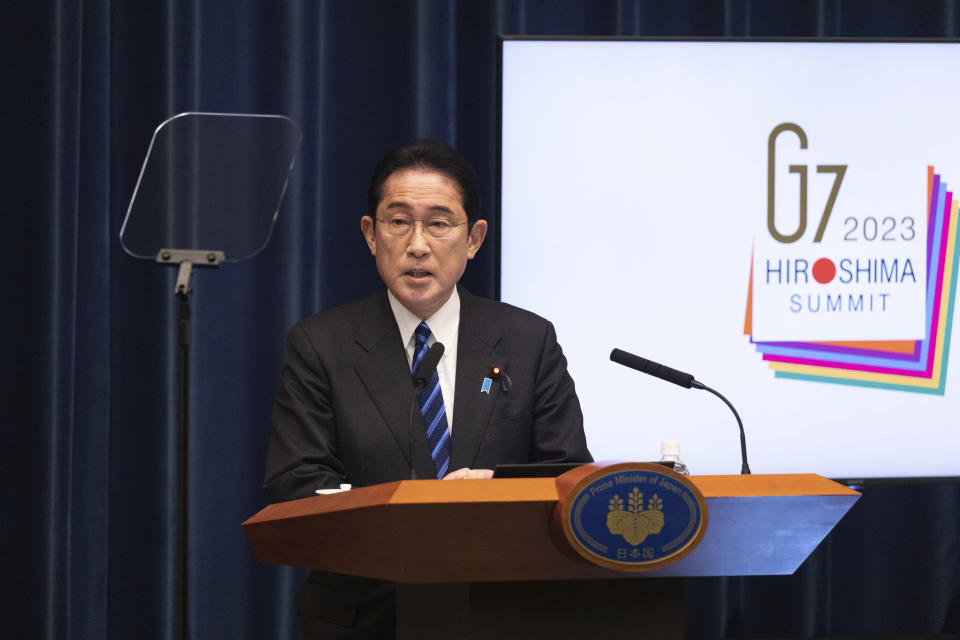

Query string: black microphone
409 342 445 479
414 342 445 389
610 348 751 475
610 348 701 390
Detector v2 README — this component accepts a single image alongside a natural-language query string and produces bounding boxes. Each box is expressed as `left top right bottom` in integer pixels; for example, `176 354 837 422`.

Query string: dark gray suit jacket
264 286 591 501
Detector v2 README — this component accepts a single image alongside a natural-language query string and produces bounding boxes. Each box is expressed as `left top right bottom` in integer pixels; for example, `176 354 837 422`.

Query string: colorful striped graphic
744 167 960 394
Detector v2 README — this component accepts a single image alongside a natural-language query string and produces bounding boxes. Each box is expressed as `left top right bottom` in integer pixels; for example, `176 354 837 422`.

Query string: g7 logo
767 123 847 244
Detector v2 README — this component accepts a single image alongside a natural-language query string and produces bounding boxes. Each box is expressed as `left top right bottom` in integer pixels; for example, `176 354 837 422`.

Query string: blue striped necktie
412 322 451 478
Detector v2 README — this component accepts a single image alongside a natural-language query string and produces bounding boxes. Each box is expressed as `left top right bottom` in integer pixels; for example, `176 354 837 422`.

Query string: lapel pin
488 365 512 393
481 377 492 394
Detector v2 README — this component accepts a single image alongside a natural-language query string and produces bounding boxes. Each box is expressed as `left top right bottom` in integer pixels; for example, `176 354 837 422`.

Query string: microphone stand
408 343 445 480
611 348 751 475
408 384 423 480
692 381 751 475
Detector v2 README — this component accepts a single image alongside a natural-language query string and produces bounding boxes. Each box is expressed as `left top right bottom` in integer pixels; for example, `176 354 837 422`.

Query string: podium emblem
606 486 665 545
555 463 707 571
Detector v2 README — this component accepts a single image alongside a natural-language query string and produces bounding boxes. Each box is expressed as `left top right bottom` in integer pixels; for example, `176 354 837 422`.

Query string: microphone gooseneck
610 348 751 475
696 383 751 475
408 342 445 479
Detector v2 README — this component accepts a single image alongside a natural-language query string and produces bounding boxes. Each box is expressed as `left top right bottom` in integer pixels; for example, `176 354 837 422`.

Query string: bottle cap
660 440 681 456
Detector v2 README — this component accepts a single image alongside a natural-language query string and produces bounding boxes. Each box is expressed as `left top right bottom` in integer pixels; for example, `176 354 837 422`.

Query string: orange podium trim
244 468 859 583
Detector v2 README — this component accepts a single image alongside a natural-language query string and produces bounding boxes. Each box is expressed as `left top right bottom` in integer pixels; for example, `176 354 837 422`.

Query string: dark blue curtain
2 1 959 638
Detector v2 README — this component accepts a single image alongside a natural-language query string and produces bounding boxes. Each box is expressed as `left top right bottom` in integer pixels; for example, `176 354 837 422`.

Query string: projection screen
499 38 960 479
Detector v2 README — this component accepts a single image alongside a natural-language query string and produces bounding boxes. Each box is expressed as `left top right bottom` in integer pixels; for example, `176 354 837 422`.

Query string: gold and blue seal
554 462 708 571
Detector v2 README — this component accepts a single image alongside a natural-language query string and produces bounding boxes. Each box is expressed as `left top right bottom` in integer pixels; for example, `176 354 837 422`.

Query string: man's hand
442 467 494 480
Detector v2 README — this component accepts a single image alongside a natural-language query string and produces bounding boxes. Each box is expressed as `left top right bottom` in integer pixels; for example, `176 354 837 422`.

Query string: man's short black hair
367 139 481 227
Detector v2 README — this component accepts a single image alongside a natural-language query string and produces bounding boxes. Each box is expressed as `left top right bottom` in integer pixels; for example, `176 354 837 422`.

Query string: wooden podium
243 472 859 638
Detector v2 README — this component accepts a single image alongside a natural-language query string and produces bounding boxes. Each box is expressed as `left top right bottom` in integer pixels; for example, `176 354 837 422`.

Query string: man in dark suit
263 140 591 638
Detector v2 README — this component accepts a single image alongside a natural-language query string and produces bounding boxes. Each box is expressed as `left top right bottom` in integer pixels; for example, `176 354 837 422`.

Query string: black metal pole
698 383 751 475
177 292 191 640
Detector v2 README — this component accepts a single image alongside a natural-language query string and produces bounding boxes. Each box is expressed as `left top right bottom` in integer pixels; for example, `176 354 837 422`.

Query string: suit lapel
352 291 433 476
450 288 503 470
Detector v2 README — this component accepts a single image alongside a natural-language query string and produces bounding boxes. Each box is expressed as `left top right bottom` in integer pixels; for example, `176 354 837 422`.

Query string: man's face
361 169 487 319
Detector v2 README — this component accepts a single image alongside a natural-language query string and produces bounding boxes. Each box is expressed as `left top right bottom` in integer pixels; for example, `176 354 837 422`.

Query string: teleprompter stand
121 113 301 640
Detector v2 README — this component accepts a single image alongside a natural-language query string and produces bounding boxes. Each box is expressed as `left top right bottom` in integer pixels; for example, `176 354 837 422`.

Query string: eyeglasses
375 216 468 239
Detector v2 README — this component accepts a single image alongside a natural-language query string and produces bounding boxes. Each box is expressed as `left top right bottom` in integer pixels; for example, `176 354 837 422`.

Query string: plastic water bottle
659 440 690 475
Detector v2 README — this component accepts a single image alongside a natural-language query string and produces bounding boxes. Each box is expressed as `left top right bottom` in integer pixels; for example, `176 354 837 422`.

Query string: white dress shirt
387 288 459 432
